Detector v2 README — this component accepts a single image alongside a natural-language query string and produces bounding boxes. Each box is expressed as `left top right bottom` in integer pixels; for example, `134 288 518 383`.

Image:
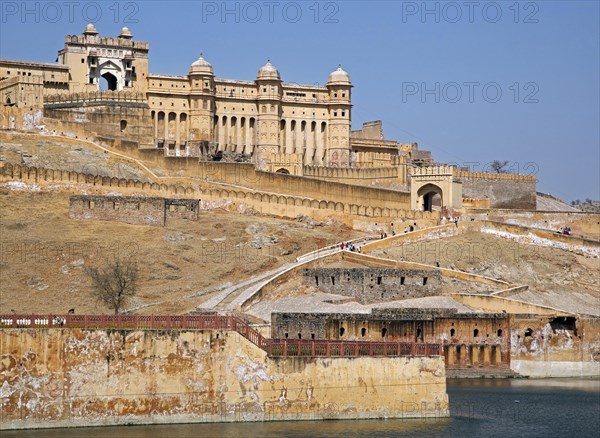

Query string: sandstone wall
68 195 200 226
303 268 442 304
508 316 600 377
44 99 154 150
0 328 449 429
457 171 536 210
0 163 439 230
463 210 600 239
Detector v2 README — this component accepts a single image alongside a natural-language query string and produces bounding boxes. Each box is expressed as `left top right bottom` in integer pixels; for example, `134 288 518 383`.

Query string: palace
0 24 357 166
0 24 537 212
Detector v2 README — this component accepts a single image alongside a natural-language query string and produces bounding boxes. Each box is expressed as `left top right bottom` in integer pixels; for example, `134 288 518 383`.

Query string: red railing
0 314 441 358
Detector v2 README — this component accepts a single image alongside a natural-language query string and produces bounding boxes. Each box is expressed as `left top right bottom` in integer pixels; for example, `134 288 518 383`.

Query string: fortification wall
456 171 536 210
0 107 45 131
463 209 600 239
303 268 442 304
0 328 448 429
107 143 413 210
0 163 439 230
509 316 600 377
44 98 154 150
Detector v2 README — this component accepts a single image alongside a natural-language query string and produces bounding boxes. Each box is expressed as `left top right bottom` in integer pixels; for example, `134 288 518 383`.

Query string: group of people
557 226 572 236
340 242 362 253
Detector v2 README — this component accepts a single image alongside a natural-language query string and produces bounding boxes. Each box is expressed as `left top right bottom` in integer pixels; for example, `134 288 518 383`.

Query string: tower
188 54 216 143
255 59 283 159
325 65 352 166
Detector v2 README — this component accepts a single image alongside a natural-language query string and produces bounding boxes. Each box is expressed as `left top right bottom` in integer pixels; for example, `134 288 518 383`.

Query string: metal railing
0 314 441 358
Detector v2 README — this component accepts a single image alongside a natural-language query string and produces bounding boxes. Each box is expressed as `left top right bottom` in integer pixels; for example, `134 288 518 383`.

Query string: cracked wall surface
0 328 448 429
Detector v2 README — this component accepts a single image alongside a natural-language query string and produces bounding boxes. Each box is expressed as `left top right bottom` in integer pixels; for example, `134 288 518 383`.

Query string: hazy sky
1 1 598 201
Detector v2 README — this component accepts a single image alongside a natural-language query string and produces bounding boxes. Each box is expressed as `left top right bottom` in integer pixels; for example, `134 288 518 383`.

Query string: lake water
3 378 599 437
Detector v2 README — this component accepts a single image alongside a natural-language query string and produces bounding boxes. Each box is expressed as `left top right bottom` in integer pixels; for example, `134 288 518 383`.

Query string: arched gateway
410 166 463 213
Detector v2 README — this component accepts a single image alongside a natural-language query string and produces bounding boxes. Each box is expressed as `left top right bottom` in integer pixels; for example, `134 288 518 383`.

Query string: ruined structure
69 195 199 226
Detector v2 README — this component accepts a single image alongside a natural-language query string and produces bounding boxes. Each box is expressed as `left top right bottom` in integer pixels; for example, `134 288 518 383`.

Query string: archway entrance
100 72 117 91
417 183 443 212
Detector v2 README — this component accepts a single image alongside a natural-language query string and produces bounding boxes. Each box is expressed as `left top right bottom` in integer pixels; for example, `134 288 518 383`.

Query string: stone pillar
163 115 168 143
154 112 158 141
218 117 223 151
296 122 303 155
447 344 455 367
236 119 243 154
175 112 180 146
483 345 491 367
244 119 251 154
305 122 315 165
285 120 293 154
225 117 231 152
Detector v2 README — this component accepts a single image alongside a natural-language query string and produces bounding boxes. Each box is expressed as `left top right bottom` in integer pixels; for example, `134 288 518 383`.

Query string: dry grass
0 189 360 315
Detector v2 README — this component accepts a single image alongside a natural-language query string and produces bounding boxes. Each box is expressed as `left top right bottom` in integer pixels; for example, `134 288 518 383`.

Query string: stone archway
275 168 290 174
100 72 117 91
417 183 443 212
410 166 462 213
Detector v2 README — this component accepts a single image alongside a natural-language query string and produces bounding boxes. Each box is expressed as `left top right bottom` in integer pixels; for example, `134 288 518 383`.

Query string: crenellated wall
0 163 440 229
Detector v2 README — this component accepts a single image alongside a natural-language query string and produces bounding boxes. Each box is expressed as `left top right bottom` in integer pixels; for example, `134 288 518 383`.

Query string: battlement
303 165 399 180
455 171 536 181
410 165 456 176
44 91 147 105
64 34 149 51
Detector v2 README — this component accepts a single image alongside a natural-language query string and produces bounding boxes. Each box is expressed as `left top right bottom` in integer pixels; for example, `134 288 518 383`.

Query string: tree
86 257 138 314
490 160 509 173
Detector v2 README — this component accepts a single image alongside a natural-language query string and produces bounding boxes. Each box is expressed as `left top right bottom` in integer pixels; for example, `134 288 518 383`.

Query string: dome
256 59 280 81
119 26 133 39
83 23 98 35
327 65 351 86
189 53 214 75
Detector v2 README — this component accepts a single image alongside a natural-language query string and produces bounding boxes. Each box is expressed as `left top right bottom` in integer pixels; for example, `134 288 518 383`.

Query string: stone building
0 24 536 211
1 24 352 166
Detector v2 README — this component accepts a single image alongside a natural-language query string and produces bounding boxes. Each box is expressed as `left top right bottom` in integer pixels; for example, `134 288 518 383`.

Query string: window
473 329 479 337
450 328 455 337
423 277 428 285
377 276 382 285
400 276 405 285
361 327 367 337
339 326 345 337
333 112 337 117
81 58 85 63
497 329 503 337
342 111 345 117
381 327 387 338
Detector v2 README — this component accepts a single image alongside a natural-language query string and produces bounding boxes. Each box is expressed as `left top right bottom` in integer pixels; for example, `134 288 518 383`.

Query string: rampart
303 268 442 303
0 163 439 229
0 316 448 429
456 171 536 210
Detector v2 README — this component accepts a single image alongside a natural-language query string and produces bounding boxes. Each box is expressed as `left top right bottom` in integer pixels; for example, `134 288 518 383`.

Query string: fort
0 24 598 431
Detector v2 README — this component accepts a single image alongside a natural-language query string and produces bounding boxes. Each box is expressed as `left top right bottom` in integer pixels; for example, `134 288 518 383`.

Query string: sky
1 0 598 202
